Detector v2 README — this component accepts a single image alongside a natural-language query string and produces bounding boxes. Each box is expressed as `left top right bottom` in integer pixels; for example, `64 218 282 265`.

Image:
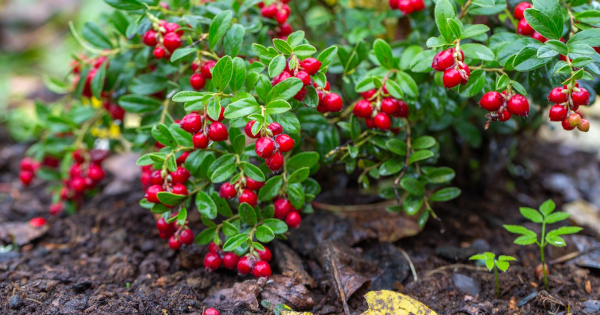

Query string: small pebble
9 295 23 309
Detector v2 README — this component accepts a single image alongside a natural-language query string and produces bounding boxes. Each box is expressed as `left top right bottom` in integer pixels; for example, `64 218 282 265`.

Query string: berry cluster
432 48 470 89
514 2 546 42
353 85 409 131
547 81 590 132
189 60 216 91
388 0 426 15
479 90 530 126
245 121 294 172
273 196 302 228
58 149 109 214
259 0 291 26
219 174 264 206
179 111 229 149
204 243 272 278
156 216 195 249
142 19 183 59
19 156 59 187
72 56 107 98
143 165 191 205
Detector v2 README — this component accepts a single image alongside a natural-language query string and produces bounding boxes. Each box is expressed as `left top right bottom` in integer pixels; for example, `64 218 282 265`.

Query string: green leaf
211 192 233 217
461 43 495 61
293 44 317 57
545 212 570 224
286 152 319 170
196 191 218 219
266 99 291 115
531 0 562 36
408 150 434 164
91 63 107 100
503 225 537 237
258 175 283 201
172 91 208 102
519 207 544 223
373 39 396 69
239 162 265 182
400 178 425 196
224 24 245 57
386 139 407 156
545 235 566 247
212 56 233 91
385 80 404 99
170 47 196 62
545 40 568 55
448 19 462 39
429 187 461 202
224 97 260 119
82 22 113 49
426 167 455 184
547 226 583 236
104 0 145 10
574 10 600 25
195 227 217 245
397 71 419 97
514 235 538 245
287 186 305 209
256 225 275 242
496 261 510 272
568 28 600 47
403 194 423 215
539 199 555 216
286 31 305 47
435 0 457 42
513 46 552 71
152 123 177 147
262 218 288 234
399 45 423 70
498 255 516 262
230 57 246 92
461 24 490 39
523 9 560 40
267 77 303 102
458 69 486 98
211 163 236 182
572 56 594 67
471 0 495 8
412 136 436 150
410 50 437 73
317 46 338 68
223 234 248 251
239 202 257 225
222 221 238 236
287 167 310 184
269 55 286 78
273 38 293 54
118 94 162 113
469 254 490 261
537 45 559 58
379 159 403 176
209 11 232 50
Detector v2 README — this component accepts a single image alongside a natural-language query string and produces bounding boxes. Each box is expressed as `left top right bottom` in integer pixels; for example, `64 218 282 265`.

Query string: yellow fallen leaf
281 312 313 315
361 290 437 315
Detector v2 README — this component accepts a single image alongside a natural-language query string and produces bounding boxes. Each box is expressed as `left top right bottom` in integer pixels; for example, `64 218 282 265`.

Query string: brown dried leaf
203 279 261 312
0 222 48 246
273 241 316 288
260 275 314 311
316 242 370 302
340 209 420 243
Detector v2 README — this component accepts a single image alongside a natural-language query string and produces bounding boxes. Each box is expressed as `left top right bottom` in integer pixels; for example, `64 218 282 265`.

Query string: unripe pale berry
506 95 530 116
374 113 391 130
208 122 229 142
179 229 194 245
548 105 567 121
276 134 294 152
517 19 534 36
568 113 582 127
266 151 284 172
219 183 237 199
171 167 191 184
204 252 222 272
285 211 301 228
245 177 265 190
180 113 202 133
548 87 567 103
268 122 283 135
578 119 590 132
432 50 454 71
353 100 373 118
323 93 343 112
251 261 272 278
256 246 272 262
443 68 462 88
190 73 206 91
300 58 321 75
239 189 258 206
255 137 275 158
274 199 292 219
193 132 209 149
222 252 240 270
479 91 504 112
562 117 576 130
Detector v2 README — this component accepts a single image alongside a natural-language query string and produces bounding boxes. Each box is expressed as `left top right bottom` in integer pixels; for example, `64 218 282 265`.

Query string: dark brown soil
1 139 600 315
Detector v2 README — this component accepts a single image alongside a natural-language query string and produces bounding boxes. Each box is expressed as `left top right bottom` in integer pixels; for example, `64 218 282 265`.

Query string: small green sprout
504 199 582 290
469 252 516 298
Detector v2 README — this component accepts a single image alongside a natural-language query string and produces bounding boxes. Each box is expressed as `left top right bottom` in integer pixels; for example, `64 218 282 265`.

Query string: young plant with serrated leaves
504 199 582 291
469 252 516 298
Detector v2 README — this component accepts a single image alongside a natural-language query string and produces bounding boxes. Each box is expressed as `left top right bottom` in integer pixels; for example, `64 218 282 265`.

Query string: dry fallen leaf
0 222 49 246
360 290 437 315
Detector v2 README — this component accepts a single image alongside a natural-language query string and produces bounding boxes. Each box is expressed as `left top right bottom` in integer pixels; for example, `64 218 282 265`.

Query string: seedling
504 199 582 290
469 252 516 298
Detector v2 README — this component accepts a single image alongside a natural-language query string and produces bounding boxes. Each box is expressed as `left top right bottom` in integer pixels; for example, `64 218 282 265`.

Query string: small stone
583 300 600 312
9 295 22 309
452 273 481 295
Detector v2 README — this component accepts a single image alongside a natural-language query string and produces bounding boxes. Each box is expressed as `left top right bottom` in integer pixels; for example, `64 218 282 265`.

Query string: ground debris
360 290 437 315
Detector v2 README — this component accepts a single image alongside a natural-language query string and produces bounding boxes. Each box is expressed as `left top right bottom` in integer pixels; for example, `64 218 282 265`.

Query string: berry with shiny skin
285 211 301 228
365 118 374 129
373 113 391 130
272 71 291 85
190 73 206 90
549 105 567 121
323 93 343 112
237 256 254 274
275 10 289 24
239 189 258 206
207 106 225 122
245 177 265 190
164 22 183 35
572 88 590 106
562 118 576 130
381 98 400 115
71 177 87 193
274 199 292 219
443 68 462 88
29 217 46 228
398 0 414 14
180 113 202 133
176 151 189 164
20 171 34 186
300 58 321 75
498 110 512 122
255 137 275 158
204 308 220 315
222 252 240 270
293 86 307 101
208 122 229 142
193 132 209 149
548 87 567 103
172 184 188 196
245 120 261 138
279 23 292 36
517 19 534 35
251 261 272 278
179 229 194 245
507 95 530 116
201 61 216 79
143 30 158 46
261 4 277 18
458 63 470 85
266 152 284 172
449 48 465 62
578 119 590 132
389 0 398 9
20 157 36 171
514 2 532 20
73 149 85 164
204 252 222 271
49 202 63 216
361 89 376 100
568 113 582 127
156 217 173 232
268 122 282 135
296 71 311 86
209 243 221 253
146 185 164 203
169 236 182 250
432 50 454 71
219 183 237 199
256 247 272 262
479 91 504 111
394 100 409 118
171 167 191 184
276 134 294 152
88 164 105 182
353 100 373 118
531 31 547 43
163 33 182 51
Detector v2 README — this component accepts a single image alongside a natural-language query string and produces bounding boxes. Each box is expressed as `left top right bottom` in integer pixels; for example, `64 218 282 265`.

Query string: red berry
245 177 265 190
323 93 343 112
275 9 289 24
203 308 219 315
316 101 328 113
373 113 391 130
276 134 294 152
109 104 125 120
29 217 46 228
572 88 590 106
70 164 82 178
190 73 206 90
169 236 182 250
293 86 307 101
179 229 194 245
562 117 576 130
237 256 254 274
300 58 322 75
458 63 470 85
548 87 567 103
88 164 105 182
163 32 182 51
398 0 414 14
73 149 85 164
172 183 188 196
164 22 183 36
381 98 400 115
268 122 283 135
548 104 567 121
273 198 292 219
171 167 191 184
176 151 189 164
239 189 258 206
361 89 376 100
443 68 462 88
245 120 260 138
578 119 590 132
222 252 240 270
273 71 291 85
201 61 216 79
20 157 35 171
261 4 278 18
296 71 311 86
498 110 512 122
507 94 530 116
285 211 301 228
19 170 34 186
394 100 409 118
432 50 455 71
143 30 158 46
180 113 202 133
71 177 87 193
207 107 225 123
209 242 221 253
412 0 425 11
531 31 547 43
448 48 465 62
219 182 238 200
256 246 272 262
191 61 199 72
353 100 373 118
208 122 229 142
49 202 63 216
156 217 173 232
251 261 272 278
255 137 275 158
193 132 210 149
266 151 284 172
479 91 504 111
389 0 399 9
204 252 222 272
146 184 164 203
517 19 534 36
514 2 532 20
365 118 374 129
279 23 293 36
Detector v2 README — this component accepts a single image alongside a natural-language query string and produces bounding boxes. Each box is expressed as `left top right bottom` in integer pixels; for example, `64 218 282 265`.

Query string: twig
329 243 350 315
397 247 417 282
548 245 600 265
26 298 43 305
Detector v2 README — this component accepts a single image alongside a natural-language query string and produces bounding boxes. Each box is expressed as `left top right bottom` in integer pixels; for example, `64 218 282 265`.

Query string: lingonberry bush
16 0 599 279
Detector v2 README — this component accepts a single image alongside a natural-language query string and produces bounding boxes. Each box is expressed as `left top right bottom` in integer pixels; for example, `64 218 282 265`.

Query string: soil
1 136 600 315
